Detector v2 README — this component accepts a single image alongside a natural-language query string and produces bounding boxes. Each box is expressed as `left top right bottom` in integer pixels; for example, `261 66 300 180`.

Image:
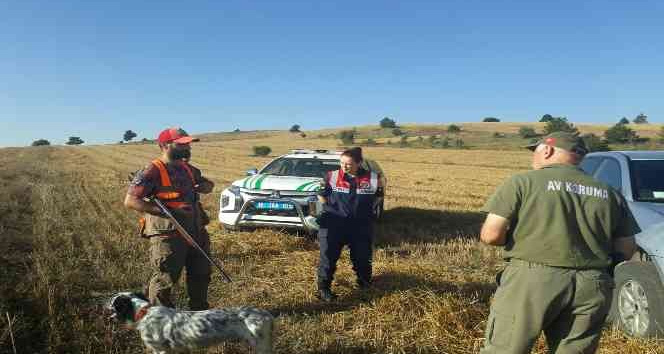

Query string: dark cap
157 127 200 144
525 132 587 155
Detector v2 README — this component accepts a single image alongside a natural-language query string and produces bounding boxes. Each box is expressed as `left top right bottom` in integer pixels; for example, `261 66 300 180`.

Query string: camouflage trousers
481 259 613 354
147 230 211 311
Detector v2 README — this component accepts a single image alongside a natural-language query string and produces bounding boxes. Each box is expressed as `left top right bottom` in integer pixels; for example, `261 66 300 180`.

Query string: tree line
31 129 149 146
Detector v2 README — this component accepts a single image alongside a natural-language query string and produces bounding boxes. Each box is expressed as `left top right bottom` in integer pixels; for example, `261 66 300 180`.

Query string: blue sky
1 0 663 147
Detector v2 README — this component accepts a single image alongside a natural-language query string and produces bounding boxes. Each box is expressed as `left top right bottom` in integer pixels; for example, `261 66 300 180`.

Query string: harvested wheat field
1 130 663 354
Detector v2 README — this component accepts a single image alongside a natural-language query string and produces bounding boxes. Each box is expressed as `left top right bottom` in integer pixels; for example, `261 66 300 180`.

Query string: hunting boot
316 279 337 302
357 278 372 290
317 287 337 302
153 288 176 308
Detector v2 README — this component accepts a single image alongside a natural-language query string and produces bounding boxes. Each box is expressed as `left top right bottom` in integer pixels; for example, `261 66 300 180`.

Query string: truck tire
609 261 664 338
220 223 238 232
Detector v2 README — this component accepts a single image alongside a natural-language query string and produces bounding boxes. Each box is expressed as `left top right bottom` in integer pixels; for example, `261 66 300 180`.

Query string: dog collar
134 305 151 322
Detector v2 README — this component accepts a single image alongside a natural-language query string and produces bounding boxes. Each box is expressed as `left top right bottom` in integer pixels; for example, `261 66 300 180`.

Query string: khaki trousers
147 230 211 310
481 259 613 354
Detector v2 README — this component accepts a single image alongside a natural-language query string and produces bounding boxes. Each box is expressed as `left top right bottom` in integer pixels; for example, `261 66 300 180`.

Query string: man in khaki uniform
124 127 215 310
479 132 640 353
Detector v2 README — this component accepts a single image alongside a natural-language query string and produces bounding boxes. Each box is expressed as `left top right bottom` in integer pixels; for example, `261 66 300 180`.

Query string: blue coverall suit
317 167 381 290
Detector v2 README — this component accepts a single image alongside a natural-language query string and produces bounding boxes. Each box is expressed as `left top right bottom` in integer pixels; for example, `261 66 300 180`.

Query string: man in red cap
124 127 215 310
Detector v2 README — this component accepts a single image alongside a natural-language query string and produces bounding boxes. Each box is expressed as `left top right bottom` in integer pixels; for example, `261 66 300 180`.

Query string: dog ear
132 291 149 302
111 295 135 323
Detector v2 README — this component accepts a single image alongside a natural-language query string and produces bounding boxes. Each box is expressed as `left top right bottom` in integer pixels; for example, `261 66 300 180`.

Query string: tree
483 117 500 122
447 124 461 134
659 126 664 144
233 128 241 133
365 138 377 146
66 137 84 145
543 117 578 135
618 117 630 125
455 138 465 148
252 146 272 156
519 126 538 139
338 130 355 145
399 135 409 147
441 136 450 148
633 113 649 124
581 133 610 152
31 139 51 146
379 117 397 128
539 114 554 122
392 128 403 136
604 123 638 143
123 130 137 142
289 124 301 132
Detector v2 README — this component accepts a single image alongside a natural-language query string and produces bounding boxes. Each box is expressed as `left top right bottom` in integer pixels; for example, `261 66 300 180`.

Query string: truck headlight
221 186 243 211
308 196 319 216
230 186 243 211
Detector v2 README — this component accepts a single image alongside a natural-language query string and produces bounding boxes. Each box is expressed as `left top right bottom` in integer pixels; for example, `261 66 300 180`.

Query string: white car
219 149 385 233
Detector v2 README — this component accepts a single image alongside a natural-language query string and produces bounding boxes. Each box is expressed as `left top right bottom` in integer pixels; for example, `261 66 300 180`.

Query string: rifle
153 198 232 283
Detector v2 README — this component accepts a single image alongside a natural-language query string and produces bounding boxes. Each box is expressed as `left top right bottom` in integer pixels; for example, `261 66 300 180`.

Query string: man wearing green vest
479 132 640 353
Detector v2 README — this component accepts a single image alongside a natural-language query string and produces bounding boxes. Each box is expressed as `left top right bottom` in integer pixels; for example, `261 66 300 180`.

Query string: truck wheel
220 223 238 232
610 261 664 338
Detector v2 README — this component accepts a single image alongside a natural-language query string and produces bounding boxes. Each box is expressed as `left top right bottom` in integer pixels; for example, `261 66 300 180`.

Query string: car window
579 157 602 175
293 160 339 178
260 158 338 177
594 158 622 191
630 160 664 203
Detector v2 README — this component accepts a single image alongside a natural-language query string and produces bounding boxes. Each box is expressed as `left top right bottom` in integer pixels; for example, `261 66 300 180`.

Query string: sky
1 0 663 147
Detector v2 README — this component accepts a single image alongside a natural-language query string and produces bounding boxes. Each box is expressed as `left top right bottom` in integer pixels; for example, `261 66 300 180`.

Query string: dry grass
1 130 663 353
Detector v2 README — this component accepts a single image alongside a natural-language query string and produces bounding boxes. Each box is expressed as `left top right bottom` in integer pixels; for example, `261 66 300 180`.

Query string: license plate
255 201 294 210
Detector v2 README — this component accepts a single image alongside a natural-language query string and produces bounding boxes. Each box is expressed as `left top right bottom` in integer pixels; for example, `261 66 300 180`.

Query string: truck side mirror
246 168 258 176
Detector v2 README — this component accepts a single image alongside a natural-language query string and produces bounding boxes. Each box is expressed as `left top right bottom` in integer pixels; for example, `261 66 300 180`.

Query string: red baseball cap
157 127 200 144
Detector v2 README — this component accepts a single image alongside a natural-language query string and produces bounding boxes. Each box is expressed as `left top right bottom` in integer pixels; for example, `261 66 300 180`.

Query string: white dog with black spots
108 292 275 354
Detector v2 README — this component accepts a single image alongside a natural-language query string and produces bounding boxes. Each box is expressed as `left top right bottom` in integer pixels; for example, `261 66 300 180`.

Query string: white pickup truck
219 149 385 234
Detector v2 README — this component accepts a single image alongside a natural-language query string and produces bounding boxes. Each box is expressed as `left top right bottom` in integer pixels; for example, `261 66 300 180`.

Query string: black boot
357 278 372 290
316 287 337 302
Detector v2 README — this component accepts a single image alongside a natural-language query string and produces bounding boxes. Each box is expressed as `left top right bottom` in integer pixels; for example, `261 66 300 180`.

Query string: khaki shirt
481 164 640 268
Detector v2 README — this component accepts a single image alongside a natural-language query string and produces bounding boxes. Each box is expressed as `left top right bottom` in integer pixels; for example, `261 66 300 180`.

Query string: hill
193 122 663 151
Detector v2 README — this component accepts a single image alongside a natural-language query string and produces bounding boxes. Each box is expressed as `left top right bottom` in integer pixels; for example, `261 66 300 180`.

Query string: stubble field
1 128 663 353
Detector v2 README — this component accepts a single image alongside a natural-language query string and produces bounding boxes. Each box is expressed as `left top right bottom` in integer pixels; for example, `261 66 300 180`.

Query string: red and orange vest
140 159 198 237
151 159 196 209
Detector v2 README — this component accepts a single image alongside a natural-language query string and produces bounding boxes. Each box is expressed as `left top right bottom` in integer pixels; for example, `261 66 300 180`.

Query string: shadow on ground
374 207 485 247
269 270 495 318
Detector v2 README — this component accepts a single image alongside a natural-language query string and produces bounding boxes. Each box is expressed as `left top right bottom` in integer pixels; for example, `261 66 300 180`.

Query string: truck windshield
631 160 664 203
260 158 340 178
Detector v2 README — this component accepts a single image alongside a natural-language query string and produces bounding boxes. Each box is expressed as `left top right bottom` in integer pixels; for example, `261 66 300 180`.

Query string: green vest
481 164 640 268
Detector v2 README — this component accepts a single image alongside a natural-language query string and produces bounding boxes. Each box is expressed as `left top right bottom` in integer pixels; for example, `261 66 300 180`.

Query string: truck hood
232 174 322 192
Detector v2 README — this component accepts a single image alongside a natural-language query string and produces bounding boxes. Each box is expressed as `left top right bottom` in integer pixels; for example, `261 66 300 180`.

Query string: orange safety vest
138 159 198 238
151 159 196 208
